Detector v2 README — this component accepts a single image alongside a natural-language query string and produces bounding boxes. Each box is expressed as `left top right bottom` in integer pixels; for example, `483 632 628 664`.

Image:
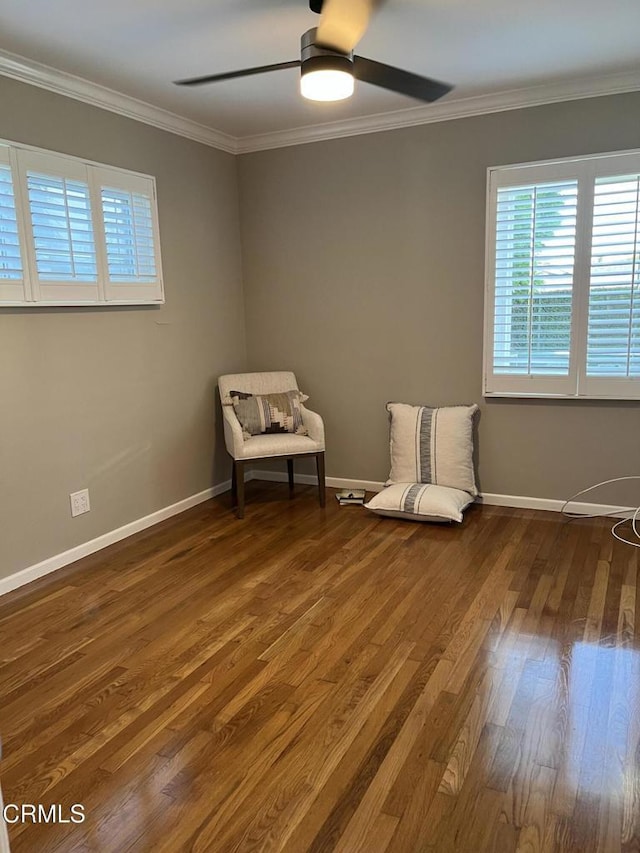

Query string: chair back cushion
218 371 299 404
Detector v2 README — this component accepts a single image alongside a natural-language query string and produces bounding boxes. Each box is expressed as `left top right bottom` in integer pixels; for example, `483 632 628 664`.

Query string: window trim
483 148 640 401
0 137 164 307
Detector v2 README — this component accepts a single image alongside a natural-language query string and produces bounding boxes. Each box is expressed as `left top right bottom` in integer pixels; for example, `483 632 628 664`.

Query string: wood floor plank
172 642 417 852
278 657 420 853
0 485 638 852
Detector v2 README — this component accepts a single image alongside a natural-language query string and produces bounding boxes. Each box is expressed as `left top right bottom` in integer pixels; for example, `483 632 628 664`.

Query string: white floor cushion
365 482 474 523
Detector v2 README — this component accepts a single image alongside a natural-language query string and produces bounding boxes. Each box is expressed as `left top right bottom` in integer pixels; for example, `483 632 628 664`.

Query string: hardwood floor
0 481 638 852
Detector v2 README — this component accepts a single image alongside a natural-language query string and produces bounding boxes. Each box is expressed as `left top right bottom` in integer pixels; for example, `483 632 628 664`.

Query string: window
484 150 640 399
27 173 97 282
0 164 22 280
102 187 156 282
0 146 26 303
0 140 163 306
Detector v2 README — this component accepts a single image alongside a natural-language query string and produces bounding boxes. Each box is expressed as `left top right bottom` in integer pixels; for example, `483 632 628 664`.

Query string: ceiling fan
174 0 453 104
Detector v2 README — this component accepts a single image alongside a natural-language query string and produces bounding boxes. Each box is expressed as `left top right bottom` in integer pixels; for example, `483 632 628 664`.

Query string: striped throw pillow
386 402 479 495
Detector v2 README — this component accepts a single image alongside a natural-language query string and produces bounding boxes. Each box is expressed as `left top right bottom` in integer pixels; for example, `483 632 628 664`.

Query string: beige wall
2 81 640 580
238 93 640 502
0 76 246 578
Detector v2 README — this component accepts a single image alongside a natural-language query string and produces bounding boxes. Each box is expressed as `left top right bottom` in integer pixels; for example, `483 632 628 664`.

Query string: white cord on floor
561 475 640 548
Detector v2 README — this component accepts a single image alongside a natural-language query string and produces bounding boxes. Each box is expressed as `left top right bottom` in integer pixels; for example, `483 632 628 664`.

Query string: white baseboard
251 470 636 519
0 480 230 599
2 472 635 601
479 492 634 519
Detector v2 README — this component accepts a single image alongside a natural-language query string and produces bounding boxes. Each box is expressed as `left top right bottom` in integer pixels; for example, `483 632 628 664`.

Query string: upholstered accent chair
218 371 326 518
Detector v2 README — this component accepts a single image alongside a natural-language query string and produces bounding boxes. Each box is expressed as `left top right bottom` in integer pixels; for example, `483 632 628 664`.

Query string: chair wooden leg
287 458 295 497
231 460 238 508
235 460 245 519
316 452 326 508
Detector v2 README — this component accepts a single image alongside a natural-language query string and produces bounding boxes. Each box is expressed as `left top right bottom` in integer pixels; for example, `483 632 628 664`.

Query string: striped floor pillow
365 482 473 523
386 402 479 495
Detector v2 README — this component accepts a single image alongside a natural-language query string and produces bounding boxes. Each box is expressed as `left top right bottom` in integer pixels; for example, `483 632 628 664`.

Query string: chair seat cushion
365 482 474 523
236 433 322 460
230 390 309 440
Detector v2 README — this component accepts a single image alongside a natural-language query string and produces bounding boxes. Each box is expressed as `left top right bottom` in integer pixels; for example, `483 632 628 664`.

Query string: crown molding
0 48 237 154
1 46 639 156
236 68 640 153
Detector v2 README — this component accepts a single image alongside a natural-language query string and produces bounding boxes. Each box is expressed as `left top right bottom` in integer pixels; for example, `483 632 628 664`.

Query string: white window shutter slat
16 149 100 303
0 146 28 303
586 175 640 380
486 178 578 394
26 171 97 283
91 166 163 303
0 164 23 281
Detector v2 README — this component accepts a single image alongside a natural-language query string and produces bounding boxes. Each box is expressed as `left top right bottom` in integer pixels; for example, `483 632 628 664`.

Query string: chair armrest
222 405 245 459
301 405 325 449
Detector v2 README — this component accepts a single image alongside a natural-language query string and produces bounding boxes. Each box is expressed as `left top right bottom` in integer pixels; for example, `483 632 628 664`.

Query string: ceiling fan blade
174 60 300 87
353 56 452 103
316 0 385 54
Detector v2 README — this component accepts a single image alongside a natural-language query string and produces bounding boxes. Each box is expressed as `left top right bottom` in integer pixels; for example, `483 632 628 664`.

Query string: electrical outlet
70 488 90 517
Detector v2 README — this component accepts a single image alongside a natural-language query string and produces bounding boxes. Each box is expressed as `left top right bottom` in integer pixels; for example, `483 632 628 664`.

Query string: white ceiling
1 0 639 140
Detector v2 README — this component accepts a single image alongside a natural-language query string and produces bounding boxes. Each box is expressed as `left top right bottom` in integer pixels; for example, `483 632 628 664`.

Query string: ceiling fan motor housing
301 27 353 76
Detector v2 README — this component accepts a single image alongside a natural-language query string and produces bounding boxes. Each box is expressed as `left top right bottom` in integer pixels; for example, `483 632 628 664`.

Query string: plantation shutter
486 167 579 395
27 173 97 281
583 173 640 396
0 138 164 307
17 150 100 303
0 145 27 303
93 167 163 303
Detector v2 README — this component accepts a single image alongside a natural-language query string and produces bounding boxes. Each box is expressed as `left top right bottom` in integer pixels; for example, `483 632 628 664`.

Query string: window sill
484 391 640 402
1 298 165 308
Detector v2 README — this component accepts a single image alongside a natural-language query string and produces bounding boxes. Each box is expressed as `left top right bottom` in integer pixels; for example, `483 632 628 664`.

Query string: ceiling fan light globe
300 69 354 101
